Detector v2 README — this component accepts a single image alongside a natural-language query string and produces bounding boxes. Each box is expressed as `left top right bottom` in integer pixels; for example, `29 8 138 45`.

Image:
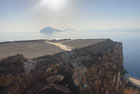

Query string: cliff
0 39 135 94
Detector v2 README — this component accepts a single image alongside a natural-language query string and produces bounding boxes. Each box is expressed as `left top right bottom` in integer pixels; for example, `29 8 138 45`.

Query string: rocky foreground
0 39 139 94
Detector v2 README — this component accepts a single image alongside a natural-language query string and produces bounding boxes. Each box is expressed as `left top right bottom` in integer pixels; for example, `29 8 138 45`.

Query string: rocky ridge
0 39 139 94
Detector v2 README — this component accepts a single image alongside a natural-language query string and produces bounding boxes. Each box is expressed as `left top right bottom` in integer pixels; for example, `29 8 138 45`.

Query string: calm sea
0 30 140 79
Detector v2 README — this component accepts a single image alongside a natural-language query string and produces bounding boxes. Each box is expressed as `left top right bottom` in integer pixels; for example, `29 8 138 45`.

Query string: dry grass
123 87 140 94
0 39 106 60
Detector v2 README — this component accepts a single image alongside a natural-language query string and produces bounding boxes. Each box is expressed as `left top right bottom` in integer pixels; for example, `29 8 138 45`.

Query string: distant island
40 27 76 34
40 27 61 33
40 27 140 34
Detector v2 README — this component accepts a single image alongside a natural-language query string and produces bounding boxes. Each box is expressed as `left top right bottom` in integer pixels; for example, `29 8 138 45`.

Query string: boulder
0 54 32 94
46 75 64 84
37 84 71 94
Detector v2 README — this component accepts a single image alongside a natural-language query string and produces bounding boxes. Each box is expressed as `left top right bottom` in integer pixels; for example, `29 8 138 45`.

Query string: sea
0 30 140 79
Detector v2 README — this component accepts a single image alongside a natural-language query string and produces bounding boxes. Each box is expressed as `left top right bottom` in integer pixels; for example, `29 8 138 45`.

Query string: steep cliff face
0 39 125 94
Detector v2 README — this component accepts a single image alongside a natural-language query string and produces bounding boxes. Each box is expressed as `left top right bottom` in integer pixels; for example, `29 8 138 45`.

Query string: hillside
0 39 139 94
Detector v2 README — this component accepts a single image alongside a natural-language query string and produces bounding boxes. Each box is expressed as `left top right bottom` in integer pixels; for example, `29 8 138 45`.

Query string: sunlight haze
0 0 140 32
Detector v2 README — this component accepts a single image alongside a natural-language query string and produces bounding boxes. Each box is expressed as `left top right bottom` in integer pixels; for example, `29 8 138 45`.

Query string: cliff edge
0 39 138 94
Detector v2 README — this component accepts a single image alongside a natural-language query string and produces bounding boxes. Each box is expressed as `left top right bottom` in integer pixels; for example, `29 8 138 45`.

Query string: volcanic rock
46 75 64 84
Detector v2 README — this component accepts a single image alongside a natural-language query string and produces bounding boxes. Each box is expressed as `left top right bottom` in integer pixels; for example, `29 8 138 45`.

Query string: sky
0 0 140 32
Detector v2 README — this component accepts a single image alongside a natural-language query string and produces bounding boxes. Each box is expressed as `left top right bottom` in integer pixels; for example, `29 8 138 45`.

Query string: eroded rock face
31 39 124 94
0 39 126 94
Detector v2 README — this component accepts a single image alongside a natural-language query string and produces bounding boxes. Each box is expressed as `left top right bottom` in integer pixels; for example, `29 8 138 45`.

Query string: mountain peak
40 27 61 33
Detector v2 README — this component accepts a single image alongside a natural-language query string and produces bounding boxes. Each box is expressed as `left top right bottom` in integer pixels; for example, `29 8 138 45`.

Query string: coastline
126 77 140 88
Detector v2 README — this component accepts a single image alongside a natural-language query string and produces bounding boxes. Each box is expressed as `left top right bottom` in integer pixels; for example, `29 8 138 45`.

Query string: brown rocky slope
0 39 139 94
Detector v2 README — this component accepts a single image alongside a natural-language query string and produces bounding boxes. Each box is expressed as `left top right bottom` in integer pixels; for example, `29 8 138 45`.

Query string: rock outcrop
0 39 129 94
0 54 34 94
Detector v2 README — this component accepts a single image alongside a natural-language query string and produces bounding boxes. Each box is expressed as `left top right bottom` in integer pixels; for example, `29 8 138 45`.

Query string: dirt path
45 41 72 51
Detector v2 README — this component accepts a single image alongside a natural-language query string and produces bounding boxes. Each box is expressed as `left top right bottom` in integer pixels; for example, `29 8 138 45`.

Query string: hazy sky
0 0 140 32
